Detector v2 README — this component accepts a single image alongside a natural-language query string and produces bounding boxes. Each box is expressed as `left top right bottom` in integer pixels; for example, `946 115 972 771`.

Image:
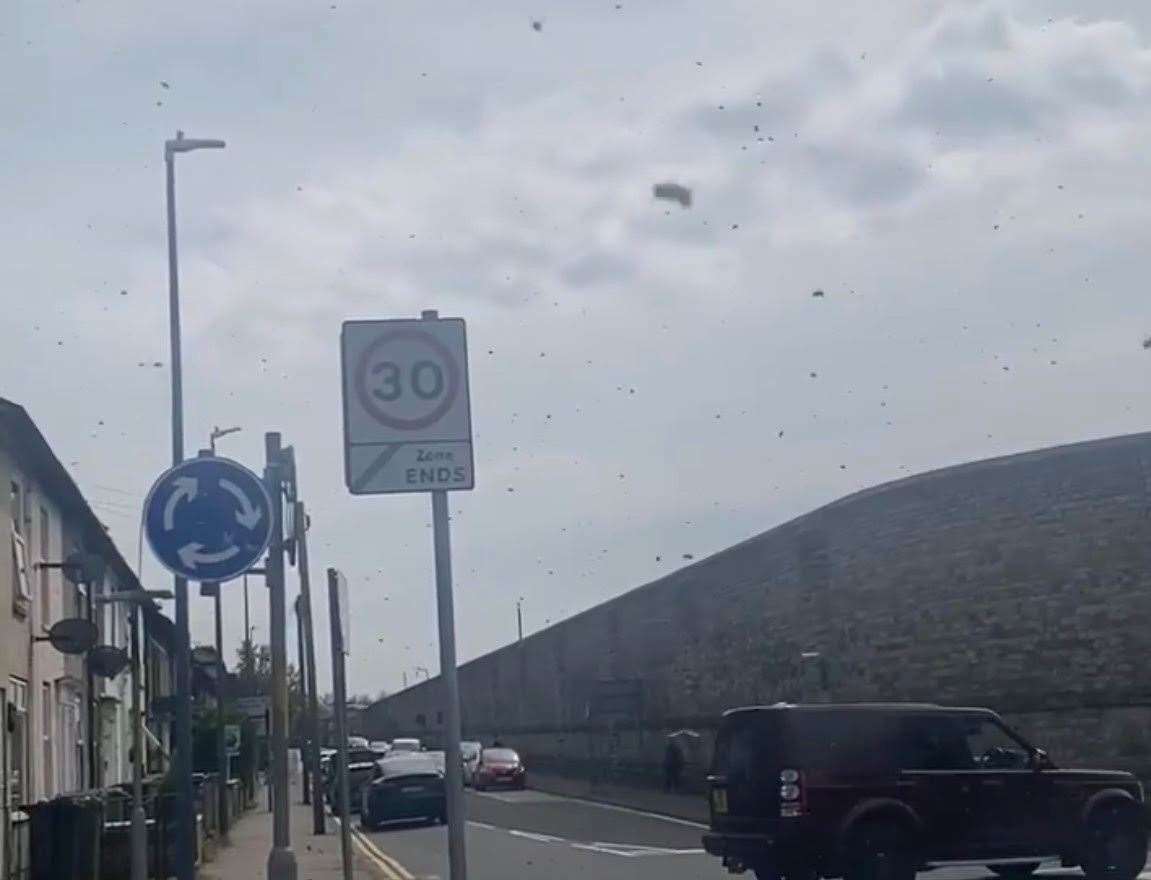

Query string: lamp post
209 425 242 455
164 129 225 880
93 589 174 880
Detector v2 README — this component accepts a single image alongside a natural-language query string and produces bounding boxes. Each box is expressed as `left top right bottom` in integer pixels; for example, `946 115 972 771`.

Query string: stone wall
364 432 1151 779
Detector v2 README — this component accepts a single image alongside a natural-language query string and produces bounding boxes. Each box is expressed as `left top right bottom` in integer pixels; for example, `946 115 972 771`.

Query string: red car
472 748 526 791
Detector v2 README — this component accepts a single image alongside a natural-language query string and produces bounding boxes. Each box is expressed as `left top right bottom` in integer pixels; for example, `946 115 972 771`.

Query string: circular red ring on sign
354 328 461 430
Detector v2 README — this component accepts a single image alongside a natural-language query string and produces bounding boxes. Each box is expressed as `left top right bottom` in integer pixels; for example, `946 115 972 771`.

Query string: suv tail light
779 769 805 817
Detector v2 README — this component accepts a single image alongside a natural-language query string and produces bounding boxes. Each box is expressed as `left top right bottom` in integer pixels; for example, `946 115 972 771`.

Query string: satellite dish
89 645 130 678
47 618 99 655
63 551 106 586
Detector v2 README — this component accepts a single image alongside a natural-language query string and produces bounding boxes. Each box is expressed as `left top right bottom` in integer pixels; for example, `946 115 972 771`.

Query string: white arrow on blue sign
143 456 273 582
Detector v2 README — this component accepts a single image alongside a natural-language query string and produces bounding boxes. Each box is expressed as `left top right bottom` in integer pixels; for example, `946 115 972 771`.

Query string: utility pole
264 433 297 880
164 129 225 880
516 598 523 642
294 500 325 833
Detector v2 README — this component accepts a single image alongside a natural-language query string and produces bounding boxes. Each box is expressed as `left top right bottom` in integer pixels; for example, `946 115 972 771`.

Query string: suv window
900 714 1029 771
963 716 1030 769
715 710 899 777
790 712 899 773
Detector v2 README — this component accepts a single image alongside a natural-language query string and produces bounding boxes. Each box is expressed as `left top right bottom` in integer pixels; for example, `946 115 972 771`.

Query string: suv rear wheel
843 821 917 880
1082 802 1147 880
988 863 1040 879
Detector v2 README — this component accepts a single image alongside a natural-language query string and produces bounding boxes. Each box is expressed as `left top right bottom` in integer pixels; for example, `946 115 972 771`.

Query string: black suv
704 703 1147 880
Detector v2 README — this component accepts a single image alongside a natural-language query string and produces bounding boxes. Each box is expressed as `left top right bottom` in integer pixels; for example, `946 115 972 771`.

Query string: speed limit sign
341 314 474 494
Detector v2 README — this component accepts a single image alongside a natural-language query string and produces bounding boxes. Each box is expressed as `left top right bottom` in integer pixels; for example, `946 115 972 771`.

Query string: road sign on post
340 310 473 880
225 725 241 757
144 456 273 582
341 316 474 494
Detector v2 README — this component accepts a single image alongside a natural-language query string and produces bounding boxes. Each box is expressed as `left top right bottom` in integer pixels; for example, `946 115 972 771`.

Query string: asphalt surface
358 787 1151 880
359 786 711 880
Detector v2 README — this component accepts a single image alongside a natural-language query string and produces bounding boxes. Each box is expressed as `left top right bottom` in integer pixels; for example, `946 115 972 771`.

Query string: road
354 786 1151 880
357 786 710 880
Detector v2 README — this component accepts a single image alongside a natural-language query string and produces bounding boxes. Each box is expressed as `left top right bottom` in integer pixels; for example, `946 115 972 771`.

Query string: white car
390 737 422 753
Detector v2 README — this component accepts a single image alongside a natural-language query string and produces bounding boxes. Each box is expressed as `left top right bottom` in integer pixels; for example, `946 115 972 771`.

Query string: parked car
348 736 369 749
360 752 446 829
461 741 482 786
389 737 422 754
326 747 382 814
703 703 1148 880
370 740 390 758
472 748 526 791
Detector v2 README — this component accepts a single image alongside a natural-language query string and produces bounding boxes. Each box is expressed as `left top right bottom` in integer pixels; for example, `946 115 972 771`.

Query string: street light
92 589 172 880
209 425 243 454
164 129 226 880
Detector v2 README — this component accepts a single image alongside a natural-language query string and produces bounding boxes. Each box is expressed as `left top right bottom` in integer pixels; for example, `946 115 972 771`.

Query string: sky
3 0 1150 697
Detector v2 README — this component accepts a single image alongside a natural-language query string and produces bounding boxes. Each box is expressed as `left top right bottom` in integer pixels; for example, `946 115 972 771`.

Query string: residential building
0 397 176 876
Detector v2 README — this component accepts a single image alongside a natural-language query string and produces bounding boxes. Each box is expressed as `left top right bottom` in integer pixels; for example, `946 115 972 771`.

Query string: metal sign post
293 501 326 834
327 569 353 880
263 433 298 880
340 309 474 880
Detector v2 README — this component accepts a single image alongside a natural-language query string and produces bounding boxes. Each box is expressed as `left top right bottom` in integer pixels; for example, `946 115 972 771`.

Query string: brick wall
365 432 1151 778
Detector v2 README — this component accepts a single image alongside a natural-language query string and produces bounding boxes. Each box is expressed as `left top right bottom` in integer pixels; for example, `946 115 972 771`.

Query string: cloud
5 0 1151 694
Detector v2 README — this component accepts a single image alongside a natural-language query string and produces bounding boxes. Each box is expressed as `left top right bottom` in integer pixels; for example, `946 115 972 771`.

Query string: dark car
704 703 1147 880
326 748 382 814
360 753 446 829
473 747 526 790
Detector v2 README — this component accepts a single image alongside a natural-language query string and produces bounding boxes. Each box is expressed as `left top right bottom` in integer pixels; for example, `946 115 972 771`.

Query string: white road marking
508 829 566 844
470 785 707 828
472 789 562 804
570 841 705 858
465 816 705 858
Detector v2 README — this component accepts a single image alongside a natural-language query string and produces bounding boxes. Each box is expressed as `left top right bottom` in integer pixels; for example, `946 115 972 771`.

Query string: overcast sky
4 0 1150 697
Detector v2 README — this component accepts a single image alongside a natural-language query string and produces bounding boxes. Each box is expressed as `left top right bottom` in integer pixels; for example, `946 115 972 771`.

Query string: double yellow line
347 821 415 880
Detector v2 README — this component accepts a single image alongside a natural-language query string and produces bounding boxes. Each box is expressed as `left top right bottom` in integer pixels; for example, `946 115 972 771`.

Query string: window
57 686 83 793
900 715 976 770
12 530 32 608
964 717 1030 770
10 480 23 534
9 678 28 806
41 683 53 797
38 506 51 627
899 714 1029 771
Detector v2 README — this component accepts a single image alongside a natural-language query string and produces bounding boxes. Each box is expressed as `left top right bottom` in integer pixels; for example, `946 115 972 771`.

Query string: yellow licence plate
712 789 728 814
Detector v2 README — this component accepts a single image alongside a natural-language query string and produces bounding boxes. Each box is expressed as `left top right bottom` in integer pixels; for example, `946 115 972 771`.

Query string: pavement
360 783 1151 880
199 783 388 880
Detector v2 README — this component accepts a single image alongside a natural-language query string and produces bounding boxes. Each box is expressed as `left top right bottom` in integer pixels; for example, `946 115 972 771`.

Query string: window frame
12 529 32 607
38 505 51 629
